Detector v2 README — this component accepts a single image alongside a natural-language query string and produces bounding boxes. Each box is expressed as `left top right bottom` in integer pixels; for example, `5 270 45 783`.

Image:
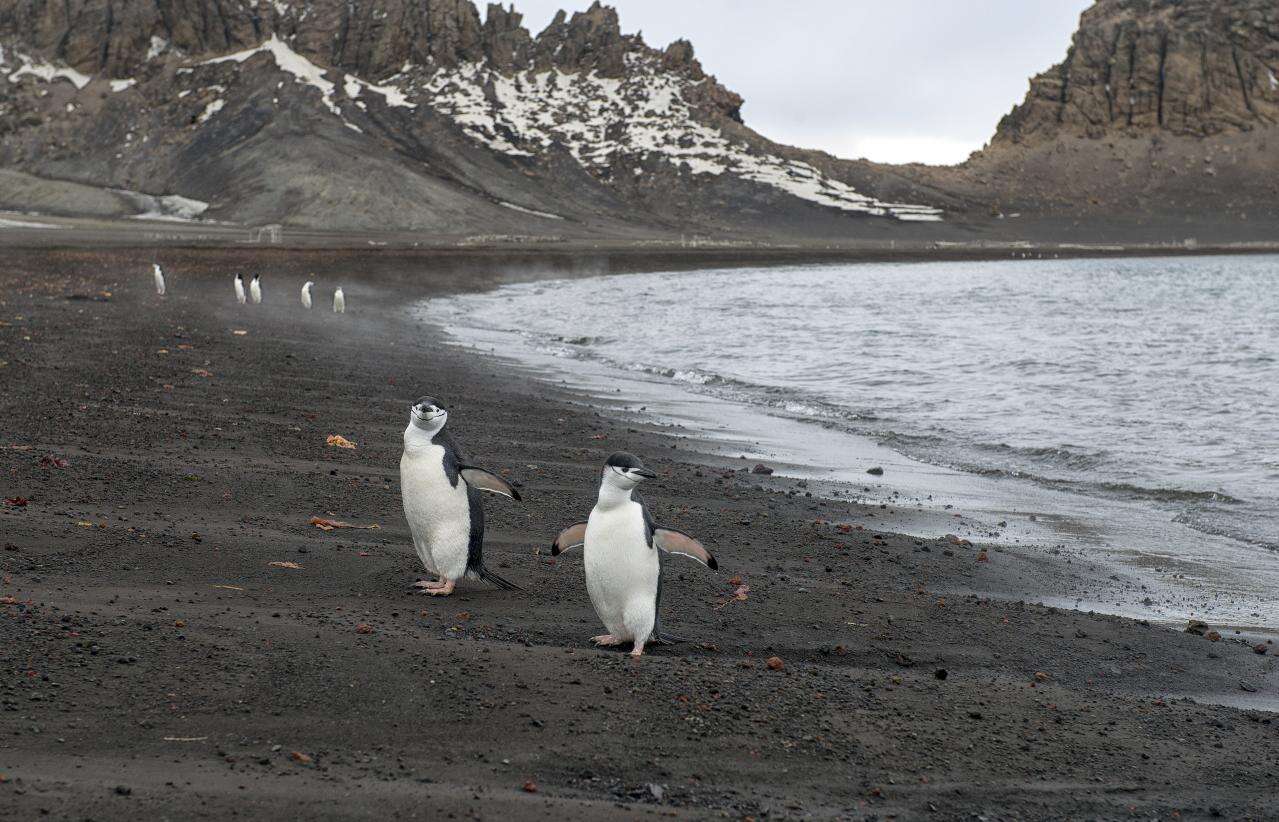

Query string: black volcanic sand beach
2 246 1278 821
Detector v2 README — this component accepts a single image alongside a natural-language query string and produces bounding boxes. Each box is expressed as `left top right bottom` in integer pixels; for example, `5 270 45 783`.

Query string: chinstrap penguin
234 274 247 304
552 452 716 657
400 396 522 596
249 274 262 304
301 280 314 309
333 287 345 313
152 263 166 296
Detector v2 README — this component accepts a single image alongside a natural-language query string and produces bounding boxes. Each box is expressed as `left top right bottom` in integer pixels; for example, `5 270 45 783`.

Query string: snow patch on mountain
197 98 225 124
499 201 563 220
422 54 941 221
201 34 415 123
127 192 210 222
146 36 169 61
203 35 342 116
6 51 92 89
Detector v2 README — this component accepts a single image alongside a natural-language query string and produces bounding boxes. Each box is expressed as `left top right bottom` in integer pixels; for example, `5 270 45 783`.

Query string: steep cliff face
884 0 1279 233
993 0 1279 143
0 0 946 235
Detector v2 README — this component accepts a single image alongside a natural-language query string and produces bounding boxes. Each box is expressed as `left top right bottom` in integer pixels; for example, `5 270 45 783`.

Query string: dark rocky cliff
994 0 1279 143
893 0 1279 235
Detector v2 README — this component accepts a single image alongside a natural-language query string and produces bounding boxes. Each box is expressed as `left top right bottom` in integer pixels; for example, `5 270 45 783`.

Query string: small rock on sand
867 466 884 476
751 463 774 475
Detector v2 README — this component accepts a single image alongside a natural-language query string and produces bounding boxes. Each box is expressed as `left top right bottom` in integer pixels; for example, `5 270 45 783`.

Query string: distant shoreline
3 216 1279 269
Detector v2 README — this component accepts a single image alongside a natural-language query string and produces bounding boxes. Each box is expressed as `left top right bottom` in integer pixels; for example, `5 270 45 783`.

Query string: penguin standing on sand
552 452 716 657
301 280 314 309
249 274 262 304
234 274 247 304
333 287 345 314
152 263 166 296
400 396 522 596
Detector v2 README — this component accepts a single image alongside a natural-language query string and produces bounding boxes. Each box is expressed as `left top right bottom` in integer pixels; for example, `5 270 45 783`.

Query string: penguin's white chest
584 502 658 639
400 443 472 579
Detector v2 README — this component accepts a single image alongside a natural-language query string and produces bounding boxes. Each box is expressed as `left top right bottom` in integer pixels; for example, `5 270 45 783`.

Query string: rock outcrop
993 0 1279 144
884 0 1279 238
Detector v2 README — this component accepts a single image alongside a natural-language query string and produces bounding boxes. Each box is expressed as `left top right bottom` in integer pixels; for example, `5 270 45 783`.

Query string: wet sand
2 245 1277 820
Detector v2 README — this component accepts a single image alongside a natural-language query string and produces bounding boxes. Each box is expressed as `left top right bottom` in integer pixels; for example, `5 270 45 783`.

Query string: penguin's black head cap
605 452 657 481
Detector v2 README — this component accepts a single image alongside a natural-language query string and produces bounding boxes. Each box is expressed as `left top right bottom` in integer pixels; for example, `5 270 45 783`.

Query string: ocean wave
951 462 1244 506
502 322 1255 515
1172 511 1279 552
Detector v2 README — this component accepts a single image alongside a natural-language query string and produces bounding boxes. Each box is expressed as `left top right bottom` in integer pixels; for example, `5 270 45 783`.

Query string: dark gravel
2 245 1277 820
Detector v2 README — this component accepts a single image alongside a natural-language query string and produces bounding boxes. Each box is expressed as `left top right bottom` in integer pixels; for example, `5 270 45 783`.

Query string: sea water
426 255 1279 627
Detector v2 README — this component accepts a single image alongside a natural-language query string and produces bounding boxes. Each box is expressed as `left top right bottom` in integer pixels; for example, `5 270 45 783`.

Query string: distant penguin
249 274 262 304
333 287 345 314
152 263 166 296
552 452 716 657
234 274 247 304
400 396 522 596
301 280 314 310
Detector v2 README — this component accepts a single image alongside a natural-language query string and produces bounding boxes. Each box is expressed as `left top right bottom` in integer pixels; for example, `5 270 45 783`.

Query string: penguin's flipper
459 466 521 501
653 528 717 570
550 522 588 556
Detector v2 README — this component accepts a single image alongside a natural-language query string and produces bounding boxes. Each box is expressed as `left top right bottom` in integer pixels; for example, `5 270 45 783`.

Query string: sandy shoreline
3 245 1278 819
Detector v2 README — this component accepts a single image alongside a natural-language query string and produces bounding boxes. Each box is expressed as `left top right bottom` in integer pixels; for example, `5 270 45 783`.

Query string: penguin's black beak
634 468 657 480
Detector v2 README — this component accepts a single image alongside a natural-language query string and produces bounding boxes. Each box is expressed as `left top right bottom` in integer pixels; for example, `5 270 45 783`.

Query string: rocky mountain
996 0 1278 142
0 0 951 238
0 0 1274 241
911 0 1279 237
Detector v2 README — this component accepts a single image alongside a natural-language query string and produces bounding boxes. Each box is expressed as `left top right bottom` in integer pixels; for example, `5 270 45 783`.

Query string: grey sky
503 1 1091 165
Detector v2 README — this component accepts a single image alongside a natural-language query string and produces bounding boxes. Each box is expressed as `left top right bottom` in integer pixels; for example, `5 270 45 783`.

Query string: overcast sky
504 1 1092 165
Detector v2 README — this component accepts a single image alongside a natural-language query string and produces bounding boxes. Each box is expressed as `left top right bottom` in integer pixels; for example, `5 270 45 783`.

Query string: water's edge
417 284 1278 633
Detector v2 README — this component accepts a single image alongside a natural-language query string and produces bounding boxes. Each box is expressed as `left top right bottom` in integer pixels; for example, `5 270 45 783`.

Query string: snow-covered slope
422 55 940 220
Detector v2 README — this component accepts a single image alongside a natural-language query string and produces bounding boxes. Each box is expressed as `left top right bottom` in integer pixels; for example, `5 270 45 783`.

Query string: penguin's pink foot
591 634 623 646
413 579 444 590
629 642 646 659
423 579 456 596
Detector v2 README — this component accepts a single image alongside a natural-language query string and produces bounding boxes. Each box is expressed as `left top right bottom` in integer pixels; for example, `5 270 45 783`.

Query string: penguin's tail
650 632 687 646
477 565 523 592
